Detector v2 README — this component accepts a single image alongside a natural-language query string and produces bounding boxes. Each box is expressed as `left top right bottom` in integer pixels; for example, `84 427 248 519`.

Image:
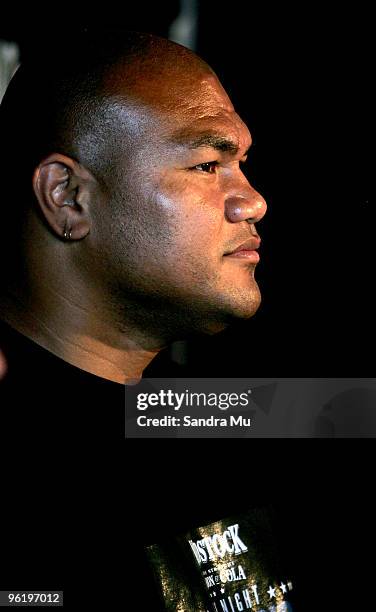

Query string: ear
32 153 96 241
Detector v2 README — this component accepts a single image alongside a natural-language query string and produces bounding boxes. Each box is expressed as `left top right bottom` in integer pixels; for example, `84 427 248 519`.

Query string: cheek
150 176 225 255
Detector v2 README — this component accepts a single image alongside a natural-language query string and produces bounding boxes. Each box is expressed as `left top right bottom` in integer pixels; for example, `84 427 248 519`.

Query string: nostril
225 207 244 223
232 207 243 218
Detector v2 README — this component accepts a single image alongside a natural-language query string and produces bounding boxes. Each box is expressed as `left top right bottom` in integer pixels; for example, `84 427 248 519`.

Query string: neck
0 285 160 384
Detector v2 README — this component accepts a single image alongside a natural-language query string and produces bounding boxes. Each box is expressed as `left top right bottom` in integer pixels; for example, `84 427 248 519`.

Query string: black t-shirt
0 318 125 438
0 321 277 609
3 320 368 611
0 318 187 432
0 320 168 608
3 321 260 610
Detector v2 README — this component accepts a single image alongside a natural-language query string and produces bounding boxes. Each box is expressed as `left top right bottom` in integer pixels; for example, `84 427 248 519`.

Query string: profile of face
31 41 267 344
83 59 267 338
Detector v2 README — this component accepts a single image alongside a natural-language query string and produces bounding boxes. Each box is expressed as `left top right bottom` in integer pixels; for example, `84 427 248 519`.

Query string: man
0 29 266 389
0 31 266 607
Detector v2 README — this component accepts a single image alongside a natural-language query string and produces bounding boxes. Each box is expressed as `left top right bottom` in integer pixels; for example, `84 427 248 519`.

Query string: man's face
91 65 267 336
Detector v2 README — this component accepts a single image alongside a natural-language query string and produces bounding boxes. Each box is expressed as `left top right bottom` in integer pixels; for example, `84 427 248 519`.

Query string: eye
192 161 219 174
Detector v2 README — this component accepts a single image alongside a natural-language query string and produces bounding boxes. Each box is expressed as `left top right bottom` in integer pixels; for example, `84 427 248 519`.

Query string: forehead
156 73 251 150
112 70 252 152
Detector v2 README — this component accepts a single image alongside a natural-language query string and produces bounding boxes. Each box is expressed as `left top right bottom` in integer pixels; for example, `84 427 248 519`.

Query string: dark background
1 2 373 611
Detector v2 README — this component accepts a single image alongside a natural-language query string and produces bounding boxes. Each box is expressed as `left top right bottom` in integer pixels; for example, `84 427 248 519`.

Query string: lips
223 238 261 262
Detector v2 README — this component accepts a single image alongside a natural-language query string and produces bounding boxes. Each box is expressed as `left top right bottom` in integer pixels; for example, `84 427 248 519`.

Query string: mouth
223 238 261 263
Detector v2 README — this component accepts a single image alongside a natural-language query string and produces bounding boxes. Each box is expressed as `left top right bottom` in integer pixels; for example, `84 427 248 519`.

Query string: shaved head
0 28 267 381
0 30 212 196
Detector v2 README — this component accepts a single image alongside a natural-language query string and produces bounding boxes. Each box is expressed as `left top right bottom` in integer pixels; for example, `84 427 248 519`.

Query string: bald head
0 27 267 359
0 30 213 196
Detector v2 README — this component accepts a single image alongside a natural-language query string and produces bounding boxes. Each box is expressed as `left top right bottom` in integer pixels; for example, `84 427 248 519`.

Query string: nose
224 183 267 224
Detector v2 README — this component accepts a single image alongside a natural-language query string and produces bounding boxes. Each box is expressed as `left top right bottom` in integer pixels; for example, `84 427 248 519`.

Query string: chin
222 284 262 321
190 288 261 337
229 299 261 321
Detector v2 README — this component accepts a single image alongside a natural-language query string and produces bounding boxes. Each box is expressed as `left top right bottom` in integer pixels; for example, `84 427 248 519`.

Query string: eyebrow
170 131 251 156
